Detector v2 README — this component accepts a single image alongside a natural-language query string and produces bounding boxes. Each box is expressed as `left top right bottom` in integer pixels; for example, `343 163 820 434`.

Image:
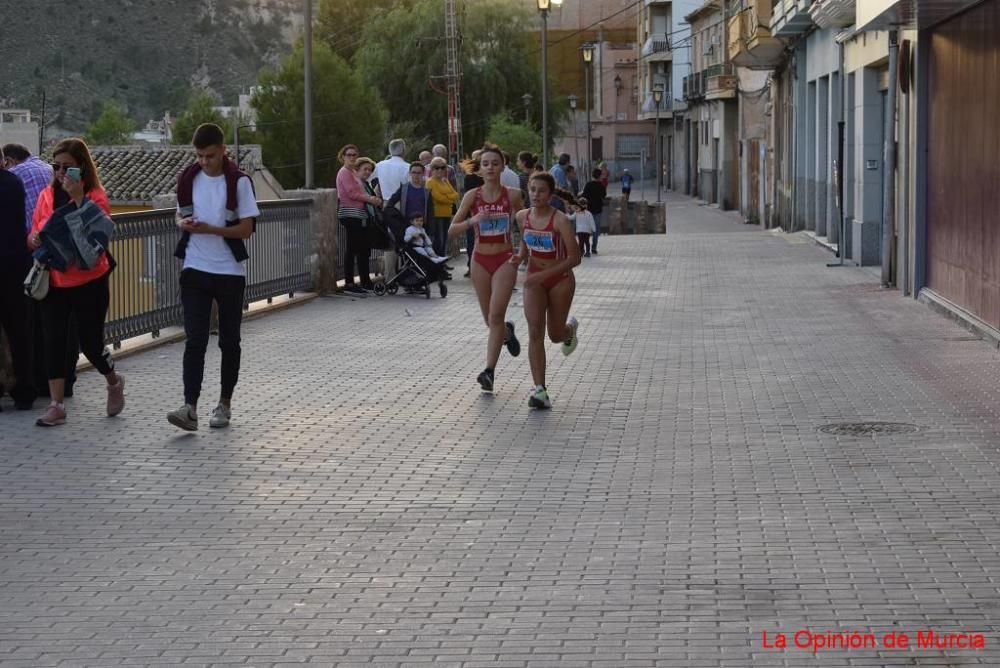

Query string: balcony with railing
683 71 707 102
705 63 738 99
808 0 855 29
770 0 814 38
640 33 672 60
728 0 785 69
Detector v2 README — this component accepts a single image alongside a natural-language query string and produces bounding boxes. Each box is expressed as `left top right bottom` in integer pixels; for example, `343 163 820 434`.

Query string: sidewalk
3 191 1000 666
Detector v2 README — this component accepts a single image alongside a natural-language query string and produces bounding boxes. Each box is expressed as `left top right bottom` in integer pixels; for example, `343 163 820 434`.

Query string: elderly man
373 139 410 203
2 143 52 232
373 139 413 277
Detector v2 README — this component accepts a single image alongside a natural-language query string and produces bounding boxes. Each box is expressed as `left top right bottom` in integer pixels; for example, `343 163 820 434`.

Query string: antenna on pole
444 0 463 162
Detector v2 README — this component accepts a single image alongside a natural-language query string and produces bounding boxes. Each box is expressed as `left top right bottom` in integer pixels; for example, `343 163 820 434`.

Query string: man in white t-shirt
167 123 260 432
372 138 410 202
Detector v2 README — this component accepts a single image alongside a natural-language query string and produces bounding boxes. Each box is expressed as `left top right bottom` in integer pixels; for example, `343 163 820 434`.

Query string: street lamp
653 82 663 203
581 43 594 178
568 94 579 171
522 93 533 123
537 0 563 169
233 122 257 171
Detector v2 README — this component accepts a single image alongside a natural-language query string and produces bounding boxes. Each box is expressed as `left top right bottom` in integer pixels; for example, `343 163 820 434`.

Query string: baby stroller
371 208 448 299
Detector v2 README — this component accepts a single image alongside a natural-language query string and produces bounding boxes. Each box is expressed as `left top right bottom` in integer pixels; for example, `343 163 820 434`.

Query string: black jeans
0 262 36 404
40 272 114 380
430 217 450 258
180 268 246 407
341 217 372 288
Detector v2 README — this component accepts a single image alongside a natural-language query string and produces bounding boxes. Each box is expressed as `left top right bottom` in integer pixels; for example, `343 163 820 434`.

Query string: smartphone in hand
65 167 82 182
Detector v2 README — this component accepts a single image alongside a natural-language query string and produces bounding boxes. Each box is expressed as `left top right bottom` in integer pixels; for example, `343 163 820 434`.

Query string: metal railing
105 199 314 346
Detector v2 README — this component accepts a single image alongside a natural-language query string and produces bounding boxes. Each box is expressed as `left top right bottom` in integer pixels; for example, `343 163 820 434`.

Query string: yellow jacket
427 177 459 218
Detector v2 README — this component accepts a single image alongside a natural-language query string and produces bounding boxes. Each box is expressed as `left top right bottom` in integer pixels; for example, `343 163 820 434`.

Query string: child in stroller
372 212 449 298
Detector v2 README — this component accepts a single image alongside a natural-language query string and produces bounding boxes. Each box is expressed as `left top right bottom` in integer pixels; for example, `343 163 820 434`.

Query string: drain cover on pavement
819 422 921 436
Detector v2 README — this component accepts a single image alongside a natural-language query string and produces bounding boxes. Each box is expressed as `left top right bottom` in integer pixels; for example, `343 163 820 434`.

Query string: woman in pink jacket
335 144 381 294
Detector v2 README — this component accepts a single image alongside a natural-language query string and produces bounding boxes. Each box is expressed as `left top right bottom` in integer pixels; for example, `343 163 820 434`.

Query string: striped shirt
9 156 53 232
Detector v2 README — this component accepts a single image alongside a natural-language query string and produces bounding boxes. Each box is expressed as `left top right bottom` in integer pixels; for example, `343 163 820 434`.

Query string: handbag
24 259 50 301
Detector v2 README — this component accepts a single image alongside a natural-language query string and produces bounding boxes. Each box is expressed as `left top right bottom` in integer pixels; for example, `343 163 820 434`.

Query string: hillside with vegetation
0 0 301 135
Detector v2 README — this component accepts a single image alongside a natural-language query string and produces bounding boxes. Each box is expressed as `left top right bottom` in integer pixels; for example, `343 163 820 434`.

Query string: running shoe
528 385 552 409
36 402 67 427
562 316 579 357
106 372 125 417
167 404 199 431
209 403 231 429
505 321 521 357
477 368 495 392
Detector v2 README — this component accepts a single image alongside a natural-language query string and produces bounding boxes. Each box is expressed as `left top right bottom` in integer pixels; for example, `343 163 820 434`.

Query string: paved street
4 192 1000 667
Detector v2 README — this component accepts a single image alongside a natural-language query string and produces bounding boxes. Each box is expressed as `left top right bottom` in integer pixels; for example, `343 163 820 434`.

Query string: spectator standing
165 123 259 432
501 152 521 190
431 144 458 189
427 157 460 258
569 197 596 257
373 139 410 208
581 169 607 254
565 165 580 195
27 138 124 427
0 146 35 410
550 153 571 190
460 151 484 277
418 150 433 180
598 160 610 188
516 151 537 202
335 144 381 295
621 168 634 207
2 143 52 231
382 161 431 278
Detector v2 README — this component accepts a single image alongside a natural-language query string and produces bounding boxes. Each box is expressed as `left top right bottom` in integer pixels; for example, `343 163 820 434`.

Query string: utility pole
304 0 314 188
444 0 464 162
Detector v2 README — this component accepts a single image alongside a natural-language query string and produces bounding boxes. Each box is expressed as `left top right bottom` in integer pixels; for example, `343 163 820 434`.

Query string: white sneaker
209 403 231 428
167 404 198 431
562 316 579 356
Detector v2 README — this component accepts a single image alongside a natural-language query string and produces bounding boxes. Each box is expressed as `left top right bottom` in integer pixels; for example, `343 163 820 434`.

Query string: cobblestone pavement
3 192 1000 667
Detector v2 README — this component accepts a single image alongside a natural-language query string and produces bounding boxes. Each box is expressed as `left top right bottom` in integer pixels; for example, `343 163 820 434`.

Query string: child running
448 143 524 393
512 173 582 409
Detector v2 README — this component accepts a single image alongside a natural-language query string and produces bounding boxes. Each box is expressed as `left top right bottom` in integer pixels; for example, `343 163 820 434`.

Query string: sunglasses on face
344 152 358 158
52 163 77 172
433 166 446 171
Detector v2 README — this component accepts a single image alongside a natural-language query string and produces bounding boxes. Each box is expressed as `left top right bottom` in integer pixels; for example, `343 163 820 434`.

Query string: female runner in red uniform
448 144 525 392
512 172 582 409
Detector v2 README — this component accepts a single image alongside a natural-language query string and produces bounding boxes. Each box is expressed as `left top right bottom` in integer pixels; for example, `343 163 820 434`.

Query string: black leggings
341 217 372 288
40 272 113 380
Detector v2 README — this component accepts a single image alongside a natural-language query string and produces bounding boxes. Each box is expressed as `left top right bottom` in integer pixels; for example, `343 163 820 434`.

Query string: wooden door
927 0 1000 327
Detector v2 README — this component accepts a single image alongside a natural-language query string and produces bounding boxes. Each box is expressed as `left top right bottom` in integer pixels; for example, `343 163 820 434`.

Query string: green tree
252 41 386 188
86 101 137 145
171 90 232 145
316 0 413 61
354 0 556 156
485 114 541 157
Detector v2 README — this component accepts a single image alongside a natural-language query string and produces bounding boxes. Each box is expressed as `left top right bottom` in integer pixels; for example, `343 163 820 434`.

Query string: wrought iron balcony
641 33 672 59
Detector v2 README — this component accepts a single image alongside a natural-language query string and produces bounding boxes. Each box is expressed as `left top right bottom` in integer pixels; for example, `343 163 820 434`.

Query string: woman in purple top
336 144 382 294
